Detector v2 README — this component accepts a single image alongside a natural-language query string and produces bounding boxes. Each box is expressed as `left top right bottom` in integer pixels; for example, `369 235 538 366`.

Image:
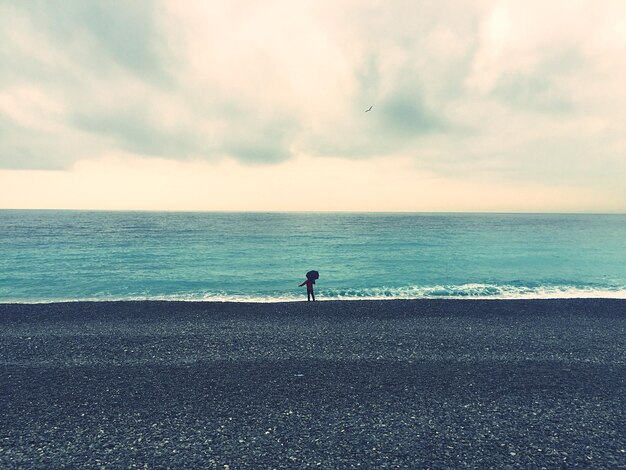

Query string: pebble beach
1 299 625 469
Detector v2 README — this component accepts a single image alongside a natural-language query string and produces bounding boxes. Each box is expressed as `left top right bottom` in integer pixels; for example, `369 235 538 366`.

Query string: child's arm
298 281 306 287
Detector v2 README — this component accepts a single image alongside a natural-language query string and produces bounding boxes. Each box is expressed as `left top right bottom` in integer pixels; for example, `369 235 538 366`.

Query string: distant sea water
1 210 626 303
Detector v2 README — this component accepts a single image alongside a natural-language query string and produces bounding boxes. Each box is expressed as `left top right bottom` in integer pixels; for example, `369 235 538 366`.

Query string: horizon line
1 208 625 216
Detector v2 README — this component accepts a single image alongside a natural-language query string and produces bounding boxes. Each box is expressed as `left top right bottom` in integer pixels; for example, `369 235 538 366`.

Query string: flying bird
365 105 373 112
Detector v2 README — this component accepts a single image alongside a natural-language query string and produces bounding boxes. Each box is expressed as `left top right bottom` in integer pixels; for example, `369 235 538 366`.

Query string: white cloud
2 154 621 212
0 0 624 210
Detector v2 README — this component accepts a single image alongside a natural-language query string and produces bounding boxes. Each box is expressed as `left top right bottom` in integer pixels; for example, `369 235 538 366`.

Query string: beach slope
1 299 625 468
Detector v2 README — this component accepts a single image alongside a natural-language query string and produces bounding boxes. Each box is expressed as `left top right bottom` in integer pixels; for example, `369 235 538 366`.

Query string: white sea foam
320 284 626 300
6 284 626 304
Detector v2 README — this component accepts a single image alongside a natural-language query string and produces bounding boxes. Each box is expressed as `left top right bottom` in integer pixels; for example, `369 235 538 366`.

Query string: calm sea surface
1 210 625 302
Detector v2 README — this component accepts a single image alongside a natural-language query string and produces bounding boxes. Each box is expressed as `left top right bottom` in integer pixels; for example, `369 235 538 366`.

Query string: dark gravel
1 299 625 469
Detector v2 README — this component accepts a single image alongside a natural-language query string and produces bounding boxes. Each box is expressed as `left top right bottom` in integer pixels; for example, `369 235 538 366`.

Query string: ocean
1 210 625 303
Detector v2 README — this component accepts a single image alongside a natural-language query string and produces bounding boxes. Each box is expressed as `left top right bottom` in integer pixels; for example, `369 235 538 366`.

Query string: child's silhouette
299 271 318 301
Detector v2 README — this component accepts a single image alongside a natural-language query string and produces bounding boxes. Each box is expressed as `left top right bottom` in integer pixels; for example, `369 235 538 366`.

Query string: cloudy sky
1 0 625 211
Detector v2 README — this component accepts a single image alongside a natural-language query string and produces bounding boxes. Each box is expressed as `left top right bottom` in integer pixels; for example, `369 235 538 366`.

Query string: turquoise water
1 210 625 302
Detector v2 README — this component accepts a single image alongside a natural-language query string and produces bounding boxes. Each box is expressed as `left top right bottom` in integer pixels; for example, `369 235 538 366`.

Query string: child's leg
307 291 311 301
311 290 315 301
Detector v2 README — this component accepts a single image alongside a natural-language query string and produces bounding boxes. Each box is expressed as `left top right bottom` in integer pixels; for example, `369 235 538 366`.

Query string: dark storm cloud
72 110 207 159
8 0 169 82
378 92 445 136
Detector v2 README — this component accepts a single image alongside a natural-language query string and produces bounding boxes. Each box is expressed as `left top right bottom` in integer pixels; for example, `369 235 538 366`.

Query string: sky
1 0 625 212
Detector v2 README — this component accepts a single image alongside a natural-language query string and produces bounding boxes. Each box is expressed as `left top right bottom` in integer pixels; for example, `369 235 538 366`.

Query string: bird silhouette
365 105 373 112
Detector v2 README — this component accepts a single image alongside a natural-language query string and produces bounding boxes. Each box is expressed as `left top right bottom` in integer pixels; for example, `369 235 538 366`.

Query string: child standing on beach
299 271 318 301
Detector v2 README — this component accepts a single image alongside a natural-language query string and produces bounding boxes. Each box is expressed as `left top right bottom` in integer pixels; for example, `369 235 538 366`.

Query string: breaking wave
8 283 626 304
